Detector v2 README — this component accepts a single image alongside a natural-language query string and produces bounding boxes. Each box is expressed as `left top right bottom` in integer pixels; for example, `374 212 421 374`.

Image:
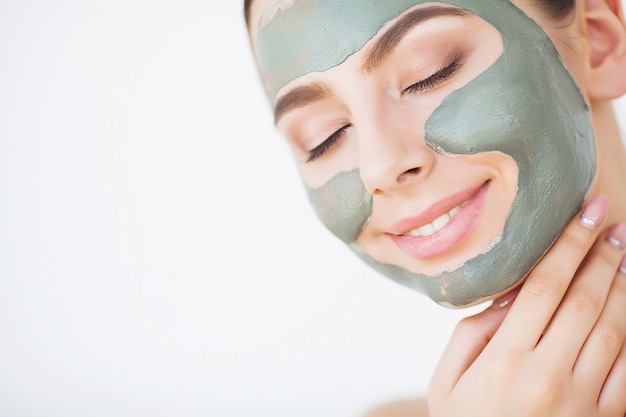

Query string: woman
244 0 626 415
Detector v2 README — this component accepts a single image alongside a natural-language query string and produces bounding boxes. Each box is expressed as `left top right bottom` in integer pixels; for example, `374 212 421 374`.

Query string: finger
491 195 610 351
597 314 626 416
428 305 508 401
538 224 626 369
577 256 626 408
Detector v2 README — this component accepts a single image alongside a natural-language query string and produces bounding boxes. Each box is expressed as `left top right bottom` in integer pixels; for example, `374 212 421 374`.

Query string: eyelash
306 124 350 163
304 57 462 163
403 58 461 95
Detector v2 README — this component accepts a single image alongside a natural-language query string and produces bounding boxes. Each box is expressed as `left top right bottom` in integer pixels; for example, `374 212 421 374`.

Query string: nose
357 106 436 196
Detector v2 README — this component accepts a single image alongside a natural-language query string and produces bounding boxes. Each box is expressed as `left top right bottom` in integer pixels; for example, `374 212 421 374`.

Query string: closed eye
403 58 462 95
306 125 350 163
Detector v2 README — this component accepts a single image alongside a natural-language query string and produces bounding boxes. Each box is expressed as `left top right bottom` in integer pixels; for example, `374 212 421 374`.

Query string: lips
389 181 490 261
403 201 468 237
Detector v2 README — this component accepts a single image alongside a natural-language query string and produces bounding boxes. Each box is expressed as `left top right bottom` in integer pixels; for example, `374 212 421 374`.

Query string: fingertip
580 194 610 229
605 223 626 250
490 286 521 310
619 255 626 275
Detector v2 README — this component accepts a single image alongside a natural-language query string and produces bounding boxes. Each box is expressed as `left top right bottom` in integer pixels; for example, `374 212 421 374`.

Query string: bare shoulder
362 397 429 417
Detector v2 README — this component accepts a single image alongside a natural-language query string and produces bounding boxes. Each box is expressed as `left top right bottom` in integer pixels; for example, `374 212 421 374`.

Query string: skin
428 199 626 417
248 0 626 236
253 0 597 307
247 0 626 415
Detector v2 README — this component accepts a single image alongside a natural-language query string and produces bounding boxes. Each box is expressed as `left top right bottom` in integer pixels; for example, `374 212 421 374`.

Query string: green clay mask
255 0 596 307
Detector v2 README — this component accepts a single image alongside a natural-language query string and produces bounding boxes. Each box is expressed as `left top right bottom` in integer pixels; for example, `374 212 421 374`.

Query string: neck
590 99 626 228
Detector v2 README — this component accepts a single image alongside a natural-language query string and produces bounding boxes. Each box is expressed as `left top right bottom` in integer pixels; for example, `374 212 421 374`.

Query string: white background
1 2 625 417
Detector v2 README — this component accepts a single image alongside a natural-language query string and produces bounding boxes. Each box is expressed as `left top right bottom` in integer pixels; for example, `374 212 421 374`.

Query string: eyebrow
273 4 468 123
273 82 332 124
361 5 469 73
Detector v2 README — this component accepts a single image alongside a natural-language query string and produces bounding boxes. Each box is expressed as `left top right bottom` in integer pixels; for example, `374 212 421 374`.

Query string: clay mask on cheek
256 0 596 308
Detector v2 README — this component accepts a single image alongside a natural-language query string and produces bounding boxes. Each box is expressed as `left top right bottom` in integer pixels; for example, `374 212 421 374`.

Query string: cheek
555 48 590 105
296 136 359 189
508 1 590 102
542 30 591 104
304 169 372 244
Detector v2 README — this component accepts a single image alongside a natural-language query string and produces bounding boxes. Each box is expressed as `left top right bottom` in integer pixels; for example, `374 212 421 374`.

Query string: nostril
397 167 421 184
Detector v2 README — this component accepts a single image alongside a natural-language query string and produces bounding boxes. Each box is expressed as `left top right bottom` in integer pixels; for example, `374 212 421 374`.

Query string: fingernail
620 256 626 275
491 286 521 309
606 223 626 249
580 195 610 229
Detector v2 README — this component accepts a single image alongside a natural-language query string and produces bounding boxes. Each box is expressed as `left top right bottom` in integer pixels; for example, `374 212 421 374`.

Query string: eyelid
278 103 350 161
306 124 350 163
402 53 464 95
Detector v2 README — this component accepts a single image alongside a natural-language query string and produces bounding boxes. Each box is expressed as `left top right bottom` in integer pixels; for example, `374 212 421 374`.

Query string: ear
583 0 626 100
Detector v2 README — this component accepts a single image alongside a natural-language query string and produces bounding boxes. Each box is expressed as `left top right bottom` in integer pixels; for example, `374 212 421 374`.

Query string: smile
404 201 469 237
389 181 490 261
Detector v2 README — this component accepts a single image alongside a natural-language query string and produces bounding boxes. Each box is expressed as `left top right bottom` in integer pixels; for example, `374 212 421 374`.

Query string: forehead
248 0 283 48
252 0 492 102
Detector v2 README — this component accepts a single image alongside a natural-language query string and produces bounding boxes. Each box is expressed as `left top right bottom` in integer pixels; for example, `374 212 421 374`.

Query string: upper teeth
405 201 467 237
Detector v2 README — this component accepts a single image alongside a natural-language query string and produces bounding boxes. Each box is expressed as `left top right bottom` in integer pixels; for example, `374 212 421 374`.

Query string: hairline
244 0 253 27
244 0 575 28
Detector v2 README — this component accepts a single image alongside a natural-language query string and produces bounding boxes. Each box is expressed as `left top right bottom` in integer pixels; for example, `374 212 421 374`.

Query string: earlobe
584 0 626 100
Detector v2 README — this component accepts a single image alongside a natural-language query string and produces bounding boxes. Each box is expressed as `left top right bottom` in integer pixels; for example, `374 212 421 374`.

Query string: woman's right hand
427 195 626 417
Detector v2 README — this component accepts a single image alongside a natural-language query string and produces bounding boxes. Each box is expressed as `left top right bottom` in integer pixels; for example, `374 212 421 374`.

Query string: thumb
428 302 510 401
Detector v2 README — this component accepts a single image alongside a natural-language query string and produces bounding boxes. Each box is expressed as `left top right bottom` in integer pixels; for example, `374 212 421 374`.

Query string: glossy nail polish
606 223 626 249
580 195 610 229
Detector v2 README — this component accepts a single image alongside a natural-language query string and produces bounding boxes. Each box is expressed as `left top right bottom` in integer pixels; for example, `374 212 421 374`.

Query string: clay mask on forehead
255 0 596 307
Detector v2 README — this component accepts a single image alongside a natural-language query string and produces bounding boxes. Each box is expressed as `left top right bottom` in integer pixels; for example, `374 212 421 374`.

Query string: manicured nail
606 223 626 249
491 286 521 309
620 256 626 275
580 195 610 229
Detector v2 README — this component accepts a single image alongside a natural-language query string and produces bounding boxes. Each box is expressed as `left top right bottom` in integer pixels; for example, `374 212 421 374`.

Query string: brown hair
535 0 575 20
243 0 575 26
244 0 253 26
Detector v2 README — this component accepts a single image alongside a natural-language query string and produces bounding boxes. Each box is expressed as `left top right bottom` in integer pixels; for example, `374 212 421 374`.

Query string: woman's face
249 0 597 307
269 7 517 277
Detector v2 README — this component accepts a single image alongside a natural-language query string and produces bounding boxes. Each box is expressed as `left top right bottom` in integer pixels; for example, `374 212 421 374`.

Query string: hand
427 195 626 417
